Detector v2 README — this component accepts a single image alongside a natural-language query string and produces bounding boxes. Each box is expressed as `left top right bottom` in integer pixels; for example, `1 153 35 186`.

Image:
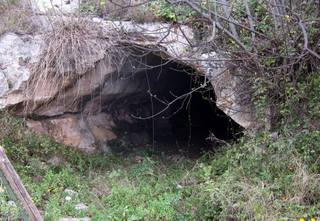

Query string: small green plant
0 179 24 220
279 72 320 131
79 2 97 14
149 0 196 22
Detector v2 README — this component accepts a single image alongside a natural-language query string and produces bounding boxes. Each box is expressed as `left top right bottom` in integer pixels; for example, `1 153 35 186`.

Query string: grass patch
0 112 319 220
0 177 24 220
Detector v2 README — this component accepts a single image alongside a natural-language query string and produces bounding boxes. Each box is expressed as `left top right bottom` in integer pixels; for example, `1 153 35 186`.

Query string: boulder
27 115 97 153
74 203 88 211
27 113 117 153
0 33 42 108
0 19 256 153
31 0 79 14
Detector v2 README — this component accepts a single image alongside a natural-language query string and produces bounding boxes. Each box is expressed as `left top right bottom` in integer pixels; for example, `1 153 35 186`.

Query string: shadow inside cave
104 53 242 157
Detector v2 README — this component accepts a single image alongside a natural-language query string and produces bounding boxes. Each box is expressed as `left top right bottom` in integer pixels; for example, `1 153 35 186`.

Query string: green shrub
279 72 320 131
149 0 196 22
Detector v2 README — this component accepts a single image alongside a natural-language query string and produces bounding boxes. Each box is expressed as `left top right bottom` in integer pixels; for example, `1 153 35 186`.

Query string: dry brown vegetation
26 17 127 110
0 0 35 35
290 160 320 205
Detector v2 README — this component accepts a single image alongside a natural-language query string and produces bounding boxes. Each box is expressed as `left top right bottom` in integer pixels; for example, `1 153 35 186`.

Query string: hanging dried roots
26 17 126 110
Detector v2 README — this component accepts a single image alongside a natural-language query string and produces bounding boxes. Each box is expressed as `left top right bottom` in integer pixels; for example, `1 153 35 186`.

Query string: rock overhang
0 18 256 152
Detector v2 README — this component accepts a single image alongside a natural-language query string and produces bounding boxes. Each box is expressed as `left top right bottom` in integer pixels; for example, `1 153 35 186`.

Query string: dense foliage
82 0 320 130
0 0 319 220
157 0 320 131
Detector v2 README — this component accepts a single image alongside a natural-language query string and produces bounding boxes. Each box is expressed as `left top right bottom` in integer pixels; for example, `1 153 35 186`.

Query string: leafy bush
280 72 320 131
149 0 196 22
158 0 319 131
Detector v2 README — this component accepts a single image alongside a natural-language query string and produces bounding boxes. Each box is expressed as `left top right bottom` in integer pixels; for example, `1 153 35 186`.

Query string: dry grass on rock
0 0 35 35
27 17 126 107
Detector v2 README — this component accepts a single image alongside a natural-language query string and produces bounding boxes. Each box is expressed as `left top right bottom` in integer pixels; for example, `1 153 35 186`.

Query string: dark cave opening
109 54 242 154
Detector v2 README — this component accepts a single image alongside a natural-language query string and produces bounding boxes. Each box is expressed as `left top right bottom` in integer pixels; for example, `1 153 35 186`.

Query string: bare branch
297 18 320 60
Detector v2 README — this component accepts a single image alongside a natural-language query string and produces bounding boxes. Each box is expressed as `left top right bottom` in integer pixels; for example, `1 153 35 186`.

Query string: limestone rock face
199 53 254 129
0 20 256 153
31 0 79 14
0 33 42 108
27 115 97 153
0 72 9 97
27 113 116 153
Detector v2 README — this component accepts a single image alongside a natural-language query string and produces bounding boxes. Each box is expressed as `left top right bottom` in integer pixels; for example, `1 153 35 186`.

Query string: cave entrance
110 53 242 155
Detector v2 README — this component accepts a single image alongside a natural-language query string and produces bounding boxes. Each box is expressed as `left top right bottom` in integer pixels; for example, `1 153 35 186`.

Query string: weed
0 179 22 220
0 112 319 220
0 0 35 35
